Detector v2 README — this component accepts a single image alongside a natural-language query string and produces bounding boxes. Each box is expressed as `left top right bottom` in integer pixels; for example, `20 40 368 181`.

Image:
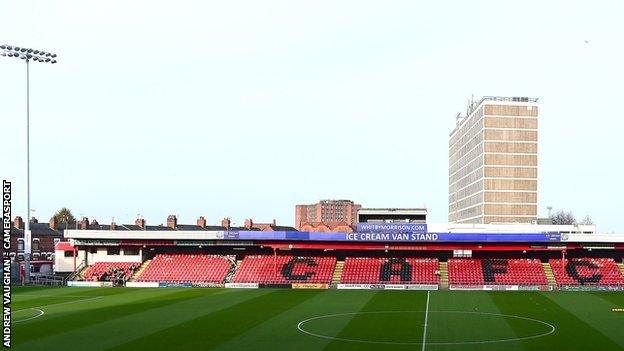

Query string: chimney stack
197 216 207 228
80 217 89 230
110 221 117 230
49 217 58 231
272 219 276 226
244 218 253 229
14 216 24 229
167 215 177 229
221 217 231 229
135 217 146 229
30 217 38 224
91 219 99 227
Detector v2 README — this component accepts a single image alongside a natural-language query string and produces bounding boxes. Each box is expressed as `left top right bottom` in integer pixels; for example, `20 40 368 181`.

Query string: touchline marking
297 310 556 346
14 296 103 312
421 291 430 351
16 294 102 298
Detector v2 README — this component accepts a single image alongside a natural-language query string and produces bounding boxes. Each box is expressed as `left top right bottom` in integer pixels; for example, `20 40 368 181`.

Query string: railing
65 260 87 282
30 274 66 286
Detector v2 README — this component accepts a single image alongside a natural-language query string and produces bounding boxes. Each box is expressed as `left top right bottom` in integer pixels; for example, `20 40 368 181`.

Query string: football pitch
11 286 624 351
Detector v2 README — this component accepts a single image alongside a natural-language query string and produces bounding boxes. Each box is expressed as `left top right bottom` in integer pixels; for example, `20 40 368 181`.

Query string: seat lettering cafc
281 257 318 280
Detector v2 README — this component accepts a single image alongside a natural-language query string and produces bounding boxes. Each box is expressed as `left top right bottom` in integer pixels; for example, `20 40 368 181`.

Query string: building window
17 253 24 260
32 253 40 260
89 247 98 254
107 247 120 255
17 239 24 251
32 239 40 251
64 251 74 257
123 248 139 256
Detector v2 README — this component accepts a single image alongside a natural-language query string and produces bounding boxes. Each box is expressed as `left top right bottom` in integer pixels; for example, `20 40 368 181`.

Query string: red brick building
10 216 64 263
295 199 361 230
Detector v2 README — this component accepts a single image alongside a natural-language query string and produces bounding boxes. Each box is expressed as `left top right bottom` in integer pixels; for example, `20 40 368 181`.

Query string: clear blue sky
2 1 623 232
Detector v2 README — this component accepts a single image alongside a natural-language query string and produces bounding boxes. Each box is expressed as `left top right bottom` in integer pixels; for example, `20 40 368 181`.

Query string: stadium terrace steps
331 261 344 285
438 261 449 290
542 262 558 288
129 259 152 282
74 265 90 281
619 263 624 276
223 257 238 283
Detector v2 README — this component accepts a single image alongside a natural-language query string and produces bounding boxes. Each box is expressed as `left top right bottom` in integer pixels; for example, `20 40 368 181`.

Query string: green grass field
11 286 624 351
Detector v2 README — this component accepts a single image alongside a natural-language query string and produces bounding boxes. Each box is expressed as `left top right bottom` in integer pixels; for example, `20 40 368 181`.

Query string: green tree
53 207 76 223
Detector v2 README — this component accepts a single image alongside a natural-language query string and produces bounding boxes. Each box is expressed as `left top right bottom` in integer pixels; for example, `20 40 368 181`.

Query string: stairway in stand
618 263 624 277
129 259 152 282
73 265 90 281
224 259 242 283
331 261 344 286
439 261 449 290
542 262 558 289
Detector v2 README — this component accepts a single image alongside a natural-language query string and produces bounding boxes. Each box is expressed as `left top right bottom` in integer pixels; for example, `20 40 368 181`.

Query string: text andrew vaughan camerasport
3 180 11 348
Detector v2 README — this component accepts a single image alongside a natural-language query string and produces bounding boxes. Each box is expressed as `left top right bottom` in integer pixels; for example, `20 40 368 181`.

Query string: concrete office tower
449 96 538 224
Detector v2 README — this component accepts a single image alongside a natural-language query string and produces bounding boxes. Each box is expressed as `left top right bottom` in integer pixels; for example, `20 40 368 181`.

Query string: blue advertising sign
356 223 427 234
223 231 561 243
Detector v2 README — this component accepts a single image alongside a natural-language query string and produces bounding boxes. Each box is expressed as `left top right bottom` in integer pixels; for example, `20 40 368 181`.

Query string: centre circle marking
14 308 45 323
297 310 556 345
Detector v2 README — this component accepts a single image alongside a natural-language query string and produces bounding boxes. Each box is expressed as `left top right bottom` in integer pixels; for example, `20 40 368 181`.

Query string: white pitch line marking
297 310 556 345
421 291 430 351
14 308 45 323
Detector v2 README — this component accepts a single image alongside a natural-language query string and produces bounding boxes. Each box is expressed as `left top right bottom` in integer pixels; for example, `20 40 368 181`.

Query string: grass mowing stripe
12 288 220 347
216 290 377 351
544 292 624 349
110 289 322 351
13 289 262 351
323 291 427 351
590 291 624 307
425 291 522 350
495 292 622 351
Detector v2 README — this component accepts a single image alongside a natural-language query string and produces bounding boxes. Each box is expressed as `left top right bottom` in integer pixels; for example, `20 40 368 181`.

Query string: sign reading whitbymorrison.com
3 180 12 349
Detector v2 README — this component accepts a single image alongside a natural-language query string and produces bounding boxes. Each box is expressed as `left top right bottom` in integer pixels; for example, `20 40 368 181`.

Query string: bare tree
550 210 576 225
580 214 594 225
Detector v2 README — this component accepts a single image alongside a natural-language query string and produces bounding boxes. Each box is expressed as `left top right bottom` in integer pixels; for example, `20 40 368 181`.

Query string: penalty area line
421 290 430 351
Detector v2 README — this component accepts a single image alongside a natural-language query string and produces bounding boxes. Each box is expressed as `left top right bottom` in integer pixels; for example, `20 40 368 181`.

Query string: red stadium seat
136 254 232 283
82 262 139 281
448 258 547 286
549 258 624 287
231 255 336 284
340 257 439 284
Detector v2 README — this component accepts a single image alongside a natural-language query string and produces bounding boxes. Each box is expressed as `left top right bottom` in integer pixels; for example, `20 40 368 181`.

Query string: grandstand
54 221 624 291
